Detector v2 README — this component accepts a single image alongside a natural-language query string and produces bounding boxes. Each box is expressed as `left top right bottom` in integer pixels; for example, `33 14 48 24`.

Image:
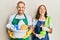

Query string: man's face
17 3 25 14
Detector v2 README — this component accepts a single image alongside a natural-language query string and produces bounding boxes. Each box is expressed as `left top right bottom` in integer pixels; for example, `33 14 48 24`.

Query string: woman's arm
48 28 52 33
41 24 53 34
32 27 36 36
48 18 53 33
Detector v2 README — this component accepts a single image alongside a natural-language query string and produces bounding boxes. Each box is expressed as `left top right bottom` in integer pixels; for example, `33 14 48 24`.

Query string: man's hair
17 1 25 6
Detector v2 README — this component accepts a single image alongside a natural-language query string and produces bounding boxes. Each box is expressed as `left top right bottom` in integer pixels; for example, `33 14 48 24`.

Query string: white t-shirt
33 18 53 28
6 13 32 38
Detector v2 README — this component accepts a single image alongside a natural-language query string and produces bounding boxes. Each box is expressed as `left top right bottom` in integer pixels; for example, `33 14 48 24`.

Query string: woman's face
39 6 46 15
17 3 25 14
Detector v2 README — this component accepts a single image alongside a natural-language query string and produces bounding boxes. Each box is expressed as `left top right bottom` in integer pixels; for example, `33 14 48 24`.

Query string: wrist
43 27 50 32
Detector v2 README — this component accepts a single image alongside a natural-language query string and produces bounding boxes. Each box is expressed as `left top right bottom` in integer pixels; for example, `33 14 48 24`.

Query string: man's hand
24 26 33 39
8 29 15 38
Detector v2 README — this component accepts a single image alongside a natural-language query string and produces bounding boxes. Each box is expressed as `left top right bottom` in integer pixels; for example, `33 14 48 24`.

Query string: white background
0 0 60 40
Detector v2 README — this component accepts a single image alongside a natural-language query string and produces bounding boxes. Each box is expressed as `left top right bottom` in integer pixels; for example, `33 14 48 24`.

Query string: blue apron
32 21 49 40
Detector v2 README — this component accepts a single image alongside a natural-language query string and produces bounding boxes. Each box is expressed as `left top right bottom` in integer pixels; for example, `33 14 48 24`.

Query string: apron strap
12 13 28 25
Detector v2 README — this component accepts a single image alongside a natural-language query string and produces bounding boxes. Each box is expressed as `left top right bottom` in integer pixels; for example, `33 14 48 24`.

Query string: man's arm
24 25 34 39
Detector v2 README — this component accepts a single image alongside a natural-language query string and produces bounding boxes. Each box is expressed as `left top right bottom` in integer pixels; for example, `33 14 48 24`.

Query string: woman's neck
39 15 45 20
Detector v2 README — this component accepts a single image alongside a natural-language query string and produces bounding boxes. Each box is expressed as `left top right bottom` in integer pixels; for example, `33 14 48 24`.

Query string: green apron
10 13 30 40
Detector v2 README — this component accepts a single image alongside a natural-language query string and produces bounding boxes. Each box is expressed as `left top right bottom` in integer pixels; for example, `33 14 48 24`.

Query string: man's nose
20 8 22 10
18 7 22 10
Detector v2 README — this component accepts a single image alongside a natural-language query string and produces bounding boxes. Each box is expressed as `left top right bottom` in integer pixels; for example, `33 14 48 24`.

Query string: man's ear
24 6 26 10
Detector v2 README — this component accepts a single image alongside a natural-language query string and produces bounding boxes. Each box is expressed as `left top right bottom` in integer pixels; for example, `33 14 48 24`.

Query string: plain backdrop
0 0 60 40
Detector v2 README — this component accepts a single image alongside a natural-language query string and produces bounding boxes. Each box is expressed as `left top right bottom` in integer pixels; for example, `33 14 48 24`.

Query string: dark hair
35 5 47 19
17 1 25 7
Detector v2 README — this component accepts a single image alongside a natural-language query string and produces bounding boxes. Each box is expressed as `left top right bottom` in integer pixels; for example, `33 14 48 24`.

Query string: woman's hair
35 4 47 19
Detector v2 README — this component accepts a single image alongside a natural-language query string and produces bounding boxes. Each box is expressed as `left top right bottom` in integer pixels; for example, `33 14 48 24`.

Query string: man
6 1 33 40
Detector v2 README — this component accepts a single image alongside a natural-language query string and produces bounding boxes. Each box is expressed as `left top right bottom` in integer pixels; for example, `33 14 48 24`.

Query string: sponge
20 25 27 30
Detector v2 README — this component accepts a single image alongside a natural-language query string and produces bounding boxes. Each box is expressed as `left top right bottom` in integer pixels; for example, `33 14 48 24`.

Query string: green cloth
40 16 51 37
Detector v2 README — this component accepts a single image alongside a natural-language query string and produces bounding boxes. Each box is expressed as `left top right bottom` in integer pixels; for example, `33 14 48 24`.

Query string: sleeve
49 18 54 28
32 19 37 27
6 15 14 29
6 14 18 32
27 16 33 26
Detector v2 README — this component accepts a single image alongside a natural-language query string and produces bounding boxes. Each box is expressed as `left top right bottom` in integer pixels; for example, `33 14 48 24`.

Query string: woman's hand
42 26 49 32
41 25 52 33
36 34 43 39
36 34 39 37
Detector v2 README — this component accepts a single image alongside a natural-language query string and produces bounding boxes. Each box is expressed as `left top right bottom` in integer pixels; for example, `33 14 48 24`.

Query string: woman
32 4 53 40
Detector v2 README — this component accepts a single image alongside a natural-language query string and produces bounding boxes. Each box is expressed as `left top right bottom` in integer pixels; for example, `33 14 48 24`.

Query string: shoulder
25 13 32 19
33 19 38 22
25 13 33 25
10 13 16 18
25 13 32 20
9 13 17 21
33 19 38 24
32 19 38 27
9 13 17 19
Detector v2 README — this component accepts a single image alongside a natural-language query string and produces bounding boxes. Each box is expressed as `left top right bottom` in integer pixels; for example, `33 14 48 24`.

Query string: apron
32 21 49 40
10 13 30 40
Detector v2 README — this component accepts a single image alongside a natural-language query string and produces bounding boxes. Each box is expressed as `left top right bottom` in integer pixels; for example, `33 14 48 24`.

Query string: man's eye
18 7 24 8
21 7 24 8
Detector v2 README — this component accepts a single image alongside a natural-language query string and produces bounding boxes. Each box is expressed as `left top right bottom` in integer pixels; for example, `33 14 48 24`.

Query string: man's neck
18 13 24 16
